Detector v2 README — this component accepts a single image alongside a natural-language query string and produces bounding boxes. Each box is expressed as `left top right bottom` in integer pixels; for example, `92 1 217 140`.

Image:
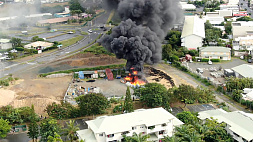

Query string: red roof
233 14 248 17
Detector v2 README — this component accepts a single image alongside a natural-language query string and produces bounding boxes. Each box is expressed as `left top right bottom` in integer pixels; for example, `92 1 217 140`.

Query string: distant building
0 39 12 50
37 16 78 26
24 41 53 50
199 46 231 60
232 64 253 78
233 35 253 57
232 21 253 40
76 108 183 142
179 2 196 11
242 88 253 101
198 109 253 142
181 16 205 50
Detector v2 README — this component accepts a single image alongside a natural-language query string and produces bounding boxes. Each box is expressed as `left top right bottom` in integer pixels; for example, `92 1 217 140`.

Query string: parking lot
183 58 248 84
187 104 215 112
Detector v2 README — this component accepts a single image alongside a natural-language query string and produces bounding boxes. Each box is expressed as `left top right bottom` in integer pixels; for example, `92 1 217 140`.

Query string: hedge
201 58 220 62
39 64 126 77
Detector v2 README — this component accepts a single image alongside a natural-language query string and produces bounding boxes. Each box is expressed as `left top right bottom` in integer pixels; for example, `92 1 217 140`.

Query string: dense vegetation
163 111 233 142
134 83 215 110
224 77 253 110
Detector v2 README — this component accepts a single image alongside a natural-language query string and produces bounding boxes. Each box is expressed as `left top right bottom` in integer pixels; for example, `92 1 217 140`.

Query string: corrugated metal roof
198 109 253 141
200 46 231 52
181 16 205 38
232 64 253 78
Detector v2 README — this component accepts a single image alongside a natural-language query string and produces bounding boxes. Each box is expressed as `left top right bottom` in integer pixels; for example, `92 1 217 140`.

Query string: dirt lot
57 52 125 67
0 76 71 115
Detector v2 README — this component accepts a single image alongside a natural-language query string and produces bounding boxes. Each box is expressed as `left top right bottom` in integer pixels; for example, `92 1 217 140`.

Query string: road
239 0 253 18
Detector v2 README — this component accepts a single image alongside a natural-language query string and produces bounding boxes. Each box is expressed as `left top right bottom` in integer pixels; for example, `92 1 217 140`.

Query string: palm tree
123 132 150 142
63 120 80 142
131 132 150 142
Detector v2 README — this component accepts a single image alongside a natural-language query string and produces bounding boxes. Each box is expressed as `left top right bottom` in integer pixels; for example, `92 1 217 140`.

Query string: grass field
61 35 84 47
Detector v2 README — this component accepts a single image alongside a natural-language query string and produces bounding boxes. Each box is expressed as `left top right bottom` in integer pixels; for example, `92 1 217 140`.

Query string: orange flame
124 69 146 86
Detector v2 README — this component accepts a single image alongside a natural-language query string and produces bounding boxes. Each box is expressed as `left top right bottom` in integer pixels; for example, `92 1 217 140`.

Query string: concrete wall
181 35 203 50
0 43 12 49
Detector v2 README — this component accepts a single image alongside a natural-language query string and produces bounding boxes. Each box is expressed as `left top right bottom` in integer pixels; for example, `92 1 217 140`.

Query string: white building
24 41 53 50
198 109 253 142
242 88 253 101
232 21 253 39
0 39 12 50
181 16 205 50
232 64 253 78
233 35 253 54
179 2 196 11
199 46 231 60
76 108 183 142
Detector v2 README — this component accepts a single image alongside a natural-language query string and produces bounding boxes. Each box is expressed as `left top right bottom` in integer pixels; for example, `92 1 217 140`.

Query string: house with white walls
198 109 253 142
76 108 183 142
181 16 205 50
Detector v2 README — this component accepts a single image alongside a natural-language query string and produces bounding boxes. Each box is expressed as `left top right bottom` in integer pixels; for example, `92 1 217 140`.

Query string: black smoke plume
100 0 182 72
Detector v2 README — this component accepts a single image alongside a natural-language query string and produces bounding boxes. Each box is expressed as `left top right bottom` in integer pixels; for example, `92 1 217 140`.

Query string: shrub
113 105 122 113
15 47 24 51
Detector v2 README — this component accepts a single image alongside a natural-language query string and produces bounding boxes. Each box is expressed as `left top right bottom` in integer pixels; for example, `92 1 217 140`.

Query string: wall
0 43 12 49
182 35 203 50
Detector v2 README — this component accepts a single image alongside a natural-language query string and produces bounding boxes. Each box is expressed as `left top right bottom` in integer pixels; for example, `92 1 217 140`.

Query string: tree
0 118 11 138
40 118 60 142
75 93 110 116
134 83 170 110
47 132 63 142
165 30 181 49
10 37 22 48
176 111 198 125
69 0 85 12
124 132 150 142
31 36 44 42
124 87 134 113
27 105 39 142
63 120 80 142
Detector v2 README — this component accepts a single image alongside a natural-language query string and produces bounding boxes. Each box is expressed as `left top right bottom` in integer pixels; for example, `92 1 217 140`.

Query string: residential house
242 88 253 101
232 21 253 40
76 107 183 142
199 46 231 60
198 109 253 142
179 2 196 11
24 41 53 50
181 16 205 50
0 39 12 50
232 64 253 78
233 36 253 57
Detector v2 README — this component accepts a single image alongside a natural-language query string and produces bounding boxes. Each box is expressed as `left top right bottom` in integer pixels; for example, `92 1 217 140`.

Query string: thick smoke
100 0 182 72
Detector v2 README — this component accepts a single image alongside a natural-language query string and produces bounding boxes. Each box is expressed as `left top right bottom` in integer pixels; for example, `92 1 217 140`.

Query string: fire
124 69 146 86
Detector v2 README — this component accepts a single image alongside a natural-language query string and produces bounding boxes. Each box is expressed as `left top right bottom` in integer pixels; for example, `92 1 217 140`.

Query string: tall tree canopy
0 118 11 138
75 93 110 116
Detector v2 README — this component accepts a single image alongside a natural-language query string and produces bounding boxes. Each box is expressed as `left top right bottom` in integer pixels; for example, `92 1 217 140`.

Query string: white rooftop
232 64 253 78
181 16 205 38
198 109 253 141
86 107 183 135
179 2 196 10
0 39 10 43
200 46 231 52
232 21 253 27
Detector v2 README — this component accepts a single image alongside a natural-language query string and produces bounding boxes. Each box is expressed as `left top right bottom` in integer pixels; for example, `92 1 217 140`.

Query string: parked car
196 68 204 74
248 59 252 63
208 60 212 65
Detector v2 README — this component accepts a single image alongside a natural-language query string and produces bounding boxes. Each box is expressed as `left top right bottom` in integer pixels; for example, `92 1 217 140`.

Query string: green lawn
81 31 88 35
61 35 84 47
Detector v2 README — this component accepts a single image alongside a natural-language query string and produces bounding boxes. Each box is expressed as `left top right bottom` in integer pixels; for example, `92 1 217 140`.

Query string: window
140 126 144 128
99 133 103 136
162 123 167 127
132 127 136 130
159 130 165 135
121 131 129 135
148 126 155 129
107 134 114 138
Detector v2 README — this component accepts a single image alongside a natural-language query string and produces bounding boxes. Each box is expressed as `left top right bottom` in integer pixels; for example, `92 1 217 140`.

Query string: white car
88 29 93 33
208 60 212 65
